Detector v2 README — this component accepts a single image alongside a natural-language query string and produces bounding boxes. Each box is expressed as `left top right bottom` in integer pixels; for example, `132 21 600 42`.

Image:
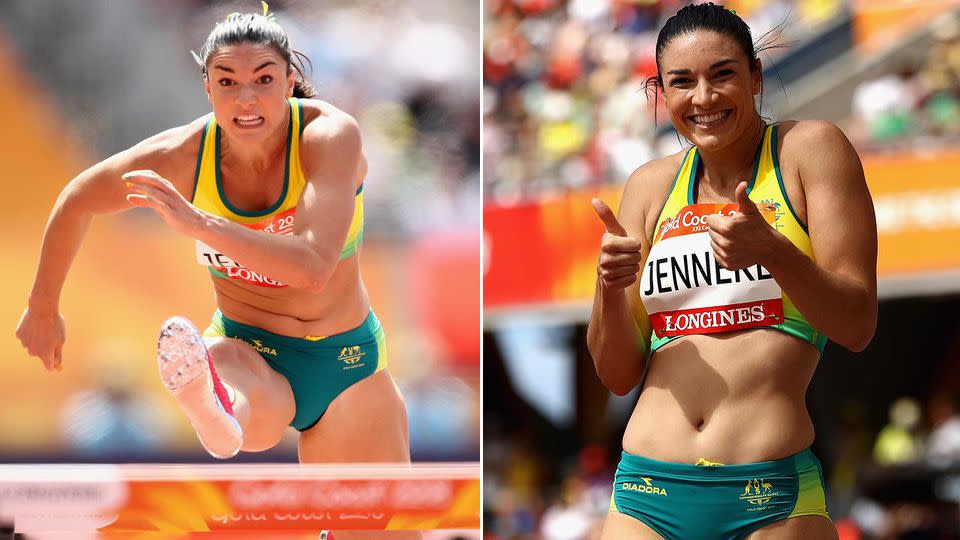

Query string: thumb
592 198 627 237
735 181 758 215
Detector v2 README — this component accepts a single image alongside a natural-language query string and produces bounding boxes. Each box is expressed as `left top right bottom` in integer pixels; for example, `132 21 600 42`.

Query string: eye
715 69 734 78
670 77 692 87
258 75 273 84
218 78 235 87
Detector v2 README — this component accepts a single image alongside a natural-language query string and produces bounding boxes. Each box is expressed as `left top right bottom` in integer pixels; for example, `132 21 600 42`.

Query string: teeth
693 111 729 124
236 115 262 122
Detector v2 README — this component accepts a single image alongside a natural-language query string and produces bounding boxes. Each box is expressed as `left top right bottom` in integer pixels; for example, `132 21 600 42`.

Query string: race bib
641 203 783 337
196 207 296 288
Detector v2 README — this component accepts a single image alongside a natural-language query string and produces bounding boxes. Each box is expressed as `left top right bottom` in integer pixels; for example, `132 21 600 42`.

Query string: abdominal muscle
623 329 820 465
210 256 371 338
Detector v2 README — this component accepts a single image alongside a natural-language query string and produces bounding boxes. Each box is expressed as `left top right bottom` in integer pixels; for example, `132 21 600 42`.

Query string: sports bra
640 124 827 354
190 97 364 288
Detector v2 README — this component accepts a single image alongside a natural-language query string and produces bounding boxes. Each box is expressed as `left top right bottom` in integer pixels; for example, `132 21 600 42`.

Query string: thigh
744 515 838 540
204 336 283 387
299 369 417 540
601 511 664 540
297 368 410 463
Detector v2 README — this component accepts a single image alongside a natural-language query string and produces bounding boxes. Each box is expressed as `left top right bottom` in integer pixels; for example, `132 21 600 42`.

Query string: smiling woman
15 6 418 540
588 3 877 539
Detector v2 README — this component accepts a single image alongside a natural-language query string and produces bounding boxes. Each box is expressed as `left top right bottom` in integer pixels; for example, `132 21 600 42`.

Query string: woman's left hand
704 181 782 270
123 170 206 237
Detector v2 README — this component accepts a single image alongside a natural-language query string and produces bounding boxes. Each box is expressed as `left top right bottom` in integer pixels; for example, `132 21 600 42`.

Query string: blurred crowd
484 0 845 202
485 436 612 540
849 12 960 152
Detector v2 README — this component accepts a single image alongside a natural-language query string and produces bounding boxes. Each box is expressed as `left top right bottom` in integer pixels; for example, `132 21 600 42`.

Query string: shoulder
777 120 864 185
128 115 209 163
624 150 687 194
620 149 689 238
622 150 687 213
296 100 363 184
114 116 210 194
297 99 361 146
778 120 856 157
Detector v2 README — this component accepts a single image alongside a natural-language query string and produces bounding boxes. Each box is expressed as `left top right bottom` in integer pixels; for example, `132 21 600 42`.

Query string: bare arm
127 111 363 292
19 126 197 370
766 121 878 351
705 121 877 351
586 164 659 395
30 152 153 309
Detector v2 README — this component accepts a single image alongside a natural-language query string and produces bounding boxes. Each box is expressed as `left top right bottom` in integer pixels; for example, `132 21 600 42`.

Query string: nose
237 84 257 106
691 78 717 109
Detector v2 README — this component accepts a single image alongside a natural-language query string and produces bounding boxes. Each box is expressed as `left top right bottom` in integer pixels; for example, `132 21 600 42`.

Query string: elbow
598 368 639 396
590 353 640 396
299 270 331 293
301 279 327 294
837 302 877 353
56 190 92 220
587 328 642 395
296 254 336 293
841 325 875 353
605 379 637 397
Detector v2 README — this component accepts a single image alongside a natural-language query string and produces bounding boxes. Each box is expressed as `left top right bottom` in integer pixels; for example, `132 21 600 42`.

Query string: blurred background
0 0 480 476
484 0 960 539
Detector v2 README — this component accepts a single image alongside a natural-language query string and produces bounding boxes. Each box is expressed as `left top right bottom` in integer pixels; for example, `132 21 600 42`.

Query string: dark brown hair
644 2 787 123
193 12 317 99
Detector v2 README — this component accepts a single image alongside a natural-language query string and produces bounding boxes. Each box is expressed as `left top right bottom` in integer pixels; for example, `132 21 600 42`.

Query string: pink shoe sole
158 316 242 459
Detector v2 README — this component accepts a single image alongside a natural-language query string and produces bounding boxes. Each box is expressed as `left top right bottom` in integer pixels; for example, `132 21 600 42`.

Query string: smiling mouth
234 115 265 128
689 109 732 127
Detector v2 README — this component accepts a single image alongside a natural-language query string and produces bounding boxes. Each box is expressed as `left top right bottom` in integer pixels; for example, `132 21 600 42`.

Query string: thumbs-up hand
593 198 642 290
703 181 777 271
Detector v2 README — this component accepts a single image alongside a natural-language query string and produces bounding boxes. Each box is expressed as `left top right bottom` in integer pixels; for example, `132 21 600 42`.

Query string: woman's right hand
592 198 642 290
16 306 66 372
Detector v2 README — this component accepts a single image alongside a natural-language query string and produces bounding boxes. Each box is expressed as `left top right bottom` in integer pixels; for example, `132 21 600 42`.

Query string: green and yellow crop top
191 98 364 287
639 124 827 354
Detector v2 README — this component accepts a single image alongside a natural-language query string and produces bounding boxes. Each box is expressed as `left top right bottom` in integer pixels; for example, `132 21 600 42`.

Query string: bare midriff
210 257 371 338
623 329 819 465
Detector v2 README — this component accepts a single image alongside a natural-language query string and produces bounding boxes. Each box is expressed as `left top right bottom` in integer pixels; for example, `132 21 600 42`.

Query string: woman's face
204 43 296 143
658 30 761 151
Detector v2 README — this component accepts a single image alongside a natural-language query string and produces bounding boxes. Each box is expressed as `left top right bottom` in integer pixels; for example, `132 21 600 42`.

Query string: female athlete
588 4 877 539
16 9 416 533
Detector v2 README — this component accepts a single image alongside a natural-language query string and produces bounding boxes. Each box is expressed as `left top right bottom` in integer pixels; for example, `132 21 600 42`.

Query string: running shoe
158 316 242 458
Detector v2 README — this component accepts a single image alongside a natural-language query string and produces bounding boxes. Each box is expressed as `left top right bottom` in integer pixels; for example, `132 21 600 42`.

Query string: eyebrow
666 59 736 76
212 60 278 74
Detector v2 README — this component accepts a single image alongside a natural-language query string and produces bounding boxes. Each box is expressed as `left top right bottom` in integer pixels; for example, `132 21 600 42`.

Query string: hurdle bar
0 463 480 533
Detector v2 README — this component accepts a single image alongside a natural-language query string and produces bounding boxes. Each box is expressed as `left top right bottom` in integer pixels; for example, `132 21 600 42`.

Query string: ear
752 59 763 96
203 74 213 104
287 67 296 98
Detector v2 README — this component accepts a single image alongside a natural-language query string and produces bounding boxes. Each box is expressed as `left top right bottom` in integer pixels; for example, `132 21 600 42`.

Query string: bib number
641 203 784 337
